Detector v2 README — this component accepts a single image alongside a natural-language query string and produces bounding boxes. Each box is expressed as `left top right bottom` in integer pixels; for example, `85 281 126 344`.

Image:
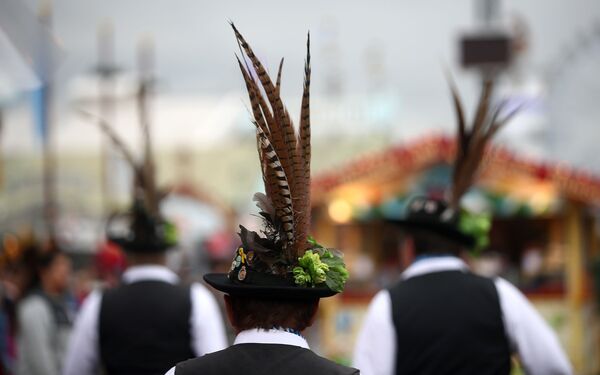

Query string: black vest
388 270 511 375
99 280 195 375
174 344 359 375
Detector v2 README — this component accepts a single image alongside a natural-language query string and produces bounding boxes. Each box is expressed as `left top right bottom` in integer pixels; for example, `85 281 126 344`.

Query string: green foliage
458 209 491 253
163 221 178 247
293 266 312 286
297 250 329 284
307 235 324 249
321 250 350 293
293 237 350 293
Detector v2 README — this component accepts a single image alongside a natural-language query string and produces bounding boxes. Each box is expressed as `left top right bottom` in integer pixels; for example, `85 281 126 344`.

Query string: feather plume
447 76 521 209
77 110 142 184
253 192 275 220
255 125 295 248
235 56 285 221
137 81 159 216
232 23 298 194
77 91 163 218
275 57 284 95
294 33 312 257
232 24 313 262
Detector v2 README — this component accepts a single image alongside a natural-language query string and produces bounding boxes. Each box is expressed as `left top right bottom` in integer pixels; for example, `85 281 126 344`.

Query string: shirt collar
233 328 310 349
401 256 469 280
122 265 180 285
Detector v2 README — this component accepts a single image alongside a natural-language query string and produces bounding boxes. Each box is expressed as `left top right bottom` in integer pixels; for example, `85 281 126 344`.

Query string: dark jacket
175 343 359 375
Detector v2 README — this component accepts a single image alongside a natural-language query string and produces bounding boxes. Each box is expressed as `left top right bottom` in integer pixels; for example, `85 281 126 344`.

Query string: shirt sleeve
17 296 60 375
495 277 573 375
189 283 228 356
62 290 102 375
352 290 396 375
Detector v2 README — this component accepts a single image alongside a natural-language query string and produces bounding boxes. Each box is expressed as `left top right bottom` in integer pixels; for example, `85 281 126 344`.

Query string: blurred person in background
64 225 227 375
354 199 572 375
15 242 73 375
0 234 37 375
353 79 572 375
63 91 227 375
93 241 127 291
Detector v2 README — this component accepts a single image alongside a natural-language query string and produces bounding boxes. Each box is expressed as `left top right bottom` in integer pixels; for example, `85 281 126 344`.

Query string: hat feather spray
207 24 348 296
79 74 176 252
446 75 522 251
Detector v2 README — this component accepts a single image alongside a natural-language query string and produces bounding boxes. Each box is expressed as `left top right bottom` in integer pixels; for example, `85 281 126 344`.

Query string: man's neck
126 252 167 267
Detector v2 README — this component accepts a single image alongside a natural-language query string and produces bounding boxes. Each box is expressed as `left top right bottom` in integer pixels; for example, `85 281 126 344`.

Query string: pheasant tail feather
232 24 314 260
448 77 520 209
293 33 312 256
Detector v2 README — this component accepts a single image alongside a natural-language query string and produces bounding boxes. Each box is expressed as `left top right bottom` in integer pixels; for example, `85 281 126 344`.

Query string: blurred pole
96 20 117 216
38 0 56 241
565 201 585 372
477 0 500 27
475 0 503 82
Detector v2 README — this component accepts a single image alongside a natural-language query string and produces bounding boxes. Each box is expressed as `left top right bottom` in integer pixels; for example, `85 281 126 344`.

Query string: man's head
124 250 166 267
224 294 319 333
407 228 465 256
395 197 475 257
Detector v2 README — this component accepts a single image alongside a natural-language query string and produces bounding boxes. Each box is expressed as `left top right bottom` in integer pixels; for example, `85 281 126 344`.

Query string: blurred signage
460 33 512 68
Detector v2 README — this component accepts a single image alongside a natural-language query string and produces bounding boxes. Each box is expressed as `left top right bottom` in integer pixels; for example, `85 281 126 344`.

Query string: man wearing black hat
165 24 357 375
354 197 572 375
63 226 227 375
353 80 572 375
64 93 227 375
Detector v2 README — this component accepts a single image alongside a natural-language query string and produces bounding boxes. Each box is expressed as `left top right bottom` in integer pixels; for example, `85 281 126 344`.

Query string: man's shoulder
302 349 360 374
175 344 359 375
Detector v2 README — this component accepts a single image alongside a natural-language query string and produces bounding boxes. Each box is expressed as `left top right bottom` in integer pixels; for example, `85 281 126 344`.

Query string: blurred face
41 253 72 294
5 266 33 298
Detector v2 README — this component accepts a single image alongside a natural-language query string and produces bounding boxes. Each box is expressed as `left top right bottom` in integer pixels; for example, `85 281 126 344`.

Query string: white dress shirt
164 328 310 375
353 256 573 375
63 265 227 375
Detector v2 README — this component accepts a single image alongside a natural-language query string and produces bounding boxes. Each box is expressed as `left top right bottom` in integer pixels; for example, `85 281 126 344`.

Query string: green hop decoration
297 250 329 285
459 210 491 253
293 236 350 293
320 249 350 293
293 266 312 286
307 235 324 249
163 221 178 247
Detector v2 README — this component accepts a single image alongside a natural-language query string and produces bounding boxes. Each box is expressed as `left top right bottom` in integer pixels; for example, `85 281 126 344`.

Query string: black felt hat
389 197 475 248
203 25 349 299
204 247 337 299
106 198 176 253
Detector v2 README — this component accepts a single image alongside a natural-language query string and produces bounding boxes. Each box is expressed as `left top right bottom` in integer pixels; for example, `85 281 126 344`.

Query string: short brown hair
409 228 465 255
228 295 318 331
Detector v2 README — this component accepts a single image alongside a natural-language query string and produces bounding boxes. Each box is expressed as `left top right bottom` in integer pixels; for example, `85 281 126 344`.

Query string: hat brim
389 218 475 248
109 236 170 253
203 273 338 299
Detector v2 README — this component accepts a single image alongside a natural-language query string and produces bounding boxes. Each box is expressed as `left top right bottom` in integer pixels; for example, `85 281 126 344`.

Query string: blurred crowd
0 231 233 375
0 234 74 375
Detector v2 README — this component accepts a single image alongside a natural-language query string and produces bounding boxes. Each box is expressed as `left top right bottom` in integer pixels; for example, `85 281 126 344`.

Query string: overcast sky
17 0 594 93
4 0 600 171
